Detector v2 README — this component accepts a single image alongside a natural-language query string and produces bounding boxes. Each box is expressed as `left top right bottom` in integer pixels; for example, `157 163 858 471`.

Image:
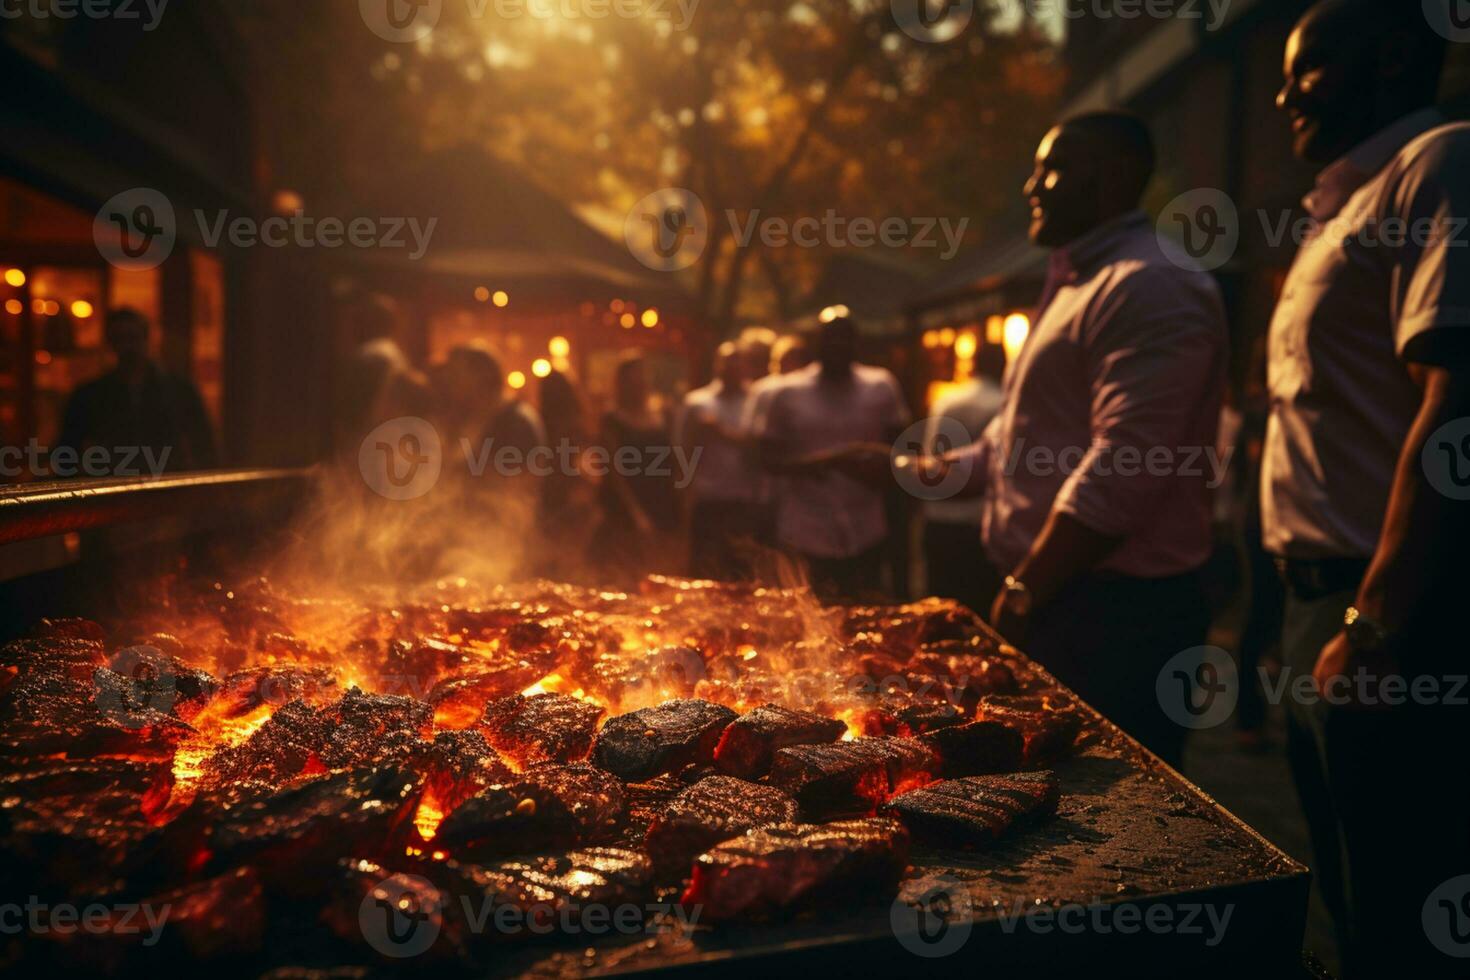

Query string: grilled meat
187 767 422 893
435 763 626 858
411 729 514 816
882 771 1060 846
205 689 431 784
712 703 845 779
478 692 604 767
853 692 965 737
920 720 1026 777
975 694 1082 764
768 737 940 818
592 698 738 781
438 846 653 940
682 817 910 920
645 775 798 878
427 652 560 730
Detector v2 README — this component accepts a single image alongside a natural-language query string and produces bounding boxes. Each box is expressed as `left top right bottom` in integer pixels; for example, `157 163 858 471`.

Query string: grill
0 472 1311 978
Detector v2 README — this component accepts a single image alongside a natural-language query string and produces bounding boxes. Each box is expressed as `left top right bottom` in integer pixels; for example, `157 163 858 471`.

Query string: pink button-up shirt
976 210 1228 578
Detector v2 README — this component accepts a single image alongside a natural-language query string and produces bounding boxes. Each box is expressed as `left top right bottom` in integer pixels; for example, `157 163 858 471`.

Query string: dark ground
1183 630 1339 978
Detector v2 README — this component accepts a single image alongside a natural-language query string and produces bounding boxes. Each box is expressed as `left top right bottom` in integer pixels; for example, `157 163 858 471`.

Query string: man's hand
988 589 1029 645
1313 630 1400 712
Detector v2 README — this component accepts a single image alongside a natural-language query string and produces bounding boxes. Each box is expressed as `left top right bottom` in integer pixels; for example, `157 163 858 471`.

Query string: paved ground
1180 661 1340 977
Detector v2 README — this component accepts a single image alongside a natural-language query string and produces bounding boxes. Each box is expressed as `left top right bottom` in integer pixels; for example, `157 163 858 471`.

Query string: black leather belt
1275 557 1370 601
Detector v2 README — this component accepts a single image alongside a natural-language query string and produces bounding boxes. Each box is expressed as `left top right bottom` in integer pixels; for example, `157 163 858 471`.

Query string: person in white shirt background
1265 2 1470 975
676 342 767 580
751 316 910 598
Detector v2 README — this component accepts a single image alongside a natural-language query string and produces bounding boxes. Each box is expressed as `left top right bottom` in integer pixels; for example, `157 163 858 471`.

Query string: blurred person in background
1263 3 1470 974
751 316 909 599
738 327 778 385
589 352 678 582
922 341 1006 612
536 369 596 580
676 342 764 580
770 334 812 376
58 307 217 475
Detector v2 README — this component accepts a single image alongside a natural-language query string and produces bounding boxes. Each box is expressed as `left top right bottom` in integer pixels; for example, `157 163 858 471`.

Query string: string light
532 358 552 379
548 336 570 358
493 291 510 308
507 371 527 389
641 309 659 328
4 269 24 287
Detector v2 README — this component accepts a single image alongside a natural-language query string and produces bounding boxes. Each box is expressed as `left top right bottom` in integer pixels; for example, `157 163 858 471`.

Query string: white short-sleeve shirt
1263 112 1470 558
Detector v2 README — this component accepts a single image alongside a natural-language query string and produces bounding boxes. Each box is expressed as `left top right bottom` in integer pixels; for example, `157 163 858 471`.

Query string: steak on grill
435 763 625 858
975 694 1082 764
440 846 653 940
882 771 1060 846
478 692 604 768
592 698 737 781
768 736 939 818
920 720 1026 777
682 817 910 920
712 703 845 779
645 775 798 878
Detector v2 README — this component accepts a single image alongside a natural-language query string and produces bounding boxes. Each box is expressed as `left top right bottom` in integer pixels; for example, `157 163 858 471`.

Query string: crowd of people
42 3 1468 974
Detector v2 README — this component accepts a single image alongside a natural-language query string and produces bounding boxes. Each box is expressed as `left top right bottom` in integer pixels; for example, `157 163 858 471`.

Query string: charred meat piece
435 763 625 859
0 759 171 898
683 817 910 920
412 729 514 816
440 847 653 939
102 645 220 721
428 650 559 731
206 689 431 784
0 665 191 760
975 694 1083 764
769 737 939 818
618 774 686 844
841 598 987 648
645 776 798 878
852 692 964 737
713 703 845 779
211 665 341 718
478 692 604 767
882 771 1060 846
197 767 421 892
325 858 465 963
920 720 1026 777
592 698 737 781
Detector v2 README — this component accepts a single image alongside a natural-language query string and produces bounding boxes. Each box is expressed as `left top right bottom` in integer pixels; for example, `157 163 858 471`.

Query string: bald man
930 111 1228 768
1264 2 1470 975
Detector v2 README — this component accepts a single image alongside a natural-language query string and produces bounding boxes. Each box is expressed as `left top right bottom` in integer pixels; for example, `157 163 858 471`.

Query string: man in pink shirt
931 111 1228 767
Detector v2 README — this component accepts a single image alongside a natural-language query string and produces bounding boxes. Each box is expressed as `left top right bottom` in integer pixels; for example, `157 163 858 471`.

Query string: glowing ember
413 797 446 840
